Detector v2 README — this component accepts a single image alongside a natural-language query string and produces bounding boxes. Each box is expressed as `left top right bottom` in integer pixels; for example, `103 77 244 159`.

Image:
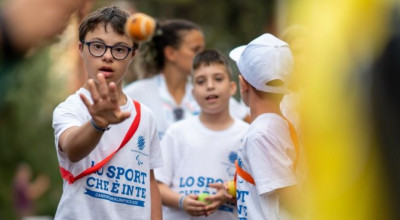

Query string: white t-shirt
52 88 163 220
236 113 297 220
123 74 248 139
155 116 249 220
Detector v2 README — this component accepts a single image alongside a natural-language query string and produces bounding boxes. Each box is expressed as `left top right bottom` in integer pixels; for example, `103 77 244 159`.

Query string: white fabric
52 88 163 220
123 74 248 139
229 45 246 62
230 34 294 94
280 92 301 135
236 113 297 220
155 116 249 220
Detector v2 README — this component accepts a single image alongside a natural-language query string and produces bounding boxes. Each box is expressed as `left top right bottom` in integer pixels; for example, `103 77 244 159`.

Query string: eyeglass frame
81 40 139 60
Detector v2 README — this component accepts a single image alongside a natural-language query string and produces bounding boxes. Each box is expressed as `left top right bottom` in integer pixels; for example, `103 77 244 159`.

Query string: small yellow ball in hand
227 180 236 198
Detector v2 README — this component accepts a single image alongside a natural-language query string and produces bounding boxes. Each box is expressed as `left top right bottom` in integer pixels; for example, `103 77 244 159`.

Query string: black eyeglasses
81 41 138 60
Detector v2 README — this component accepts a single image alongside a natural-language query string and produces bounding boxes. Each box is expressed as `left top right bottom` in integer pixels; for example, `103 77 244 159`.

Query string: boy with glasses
52 6 163 220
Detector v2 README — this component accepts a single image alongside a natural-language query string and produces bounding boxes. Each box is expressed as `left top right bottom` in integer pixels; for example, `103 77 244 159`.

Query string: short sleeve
145 107 163 170
52 93 90 154
154 128 178 186
247 131 297 195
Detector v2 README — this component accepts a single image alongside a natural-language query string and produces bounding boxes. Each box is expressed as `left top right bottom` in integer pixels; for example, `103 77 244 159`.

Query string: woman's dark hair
137 19 202 78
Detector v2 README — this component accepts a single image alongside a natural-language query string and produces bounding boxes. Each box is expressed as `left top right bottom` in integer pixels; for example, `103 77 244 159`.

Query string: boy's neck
199 109 234 131
118 92 128 106
249 95 283 122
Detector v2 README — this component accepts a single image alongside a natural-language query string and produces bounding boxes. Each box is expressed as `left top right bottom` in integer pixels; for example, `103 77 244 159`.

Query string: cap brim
229 45 246 63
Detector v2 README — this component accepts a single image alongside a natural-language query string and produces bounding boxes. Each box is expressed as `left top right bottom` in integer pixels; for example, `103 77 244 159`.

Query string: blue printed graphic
85 162 148 208
218 205 234 212
177 176 235 213
136 155 143 165
131 136 149 159
84 188 145 207
237 190 249 218
137 136 145 150
238 157 243 168
228 151 237 164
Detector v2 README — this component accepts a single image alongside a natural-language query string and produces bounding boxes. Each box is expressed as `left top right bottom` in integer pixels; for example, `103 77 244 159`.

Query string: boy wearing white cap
229 33 301 219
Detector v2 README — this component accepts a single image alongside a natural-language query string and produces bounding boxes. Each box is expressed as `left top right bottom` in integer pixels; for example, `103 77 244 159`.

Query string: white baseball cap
229 33 294 94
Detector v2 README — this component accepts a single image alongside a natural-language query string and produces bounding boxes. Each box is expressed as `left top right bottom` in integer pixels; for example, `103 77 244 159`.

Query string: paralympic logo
137 136 145 150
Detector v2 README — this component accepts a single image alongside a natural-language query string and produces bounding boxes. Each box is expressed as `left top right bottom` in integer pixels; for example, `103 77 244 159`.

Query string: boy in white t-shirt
155 49 249 220
52 6 163 220
123 19 249 140
229 34 301 219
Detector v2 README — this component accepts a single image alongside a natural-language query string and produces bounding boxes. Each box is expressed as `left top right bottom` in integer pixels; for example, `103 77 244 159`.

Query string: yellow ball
125 13 156 42
227 180 236 198
198 193 211 204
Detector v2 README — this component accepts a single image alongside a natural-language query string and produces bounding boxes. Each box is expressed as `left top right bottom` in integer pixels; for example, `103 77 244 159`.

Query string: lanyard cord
59 100 141 184
235 117 300 185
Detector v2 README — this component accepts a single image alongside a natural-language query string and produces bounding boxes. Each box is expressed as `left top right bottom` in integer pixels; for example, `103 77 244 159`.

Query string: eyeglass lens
88 42 130 60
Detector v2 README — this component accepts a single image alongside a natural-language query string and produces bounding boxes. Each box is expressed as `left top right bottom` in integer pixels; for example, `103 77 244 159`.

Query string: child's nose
207 80 215 90
102 47 114 60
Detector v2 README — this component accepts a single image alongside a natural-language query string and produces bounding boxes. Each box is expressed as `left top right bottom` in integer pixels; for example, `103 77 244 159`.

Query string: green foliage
0 49 62 220
132 0 274 50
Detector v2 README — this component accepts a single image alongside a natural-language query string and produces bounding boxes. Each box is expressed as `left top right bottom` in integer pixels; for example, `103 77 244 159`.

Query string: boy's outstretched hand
80 73 131 128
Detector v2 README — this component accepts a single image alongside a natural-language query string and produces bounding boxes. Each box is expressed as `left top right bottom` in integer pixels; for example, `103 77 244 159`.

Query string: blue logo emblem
136 155 143 165
228 151 237 164
137 136 145 150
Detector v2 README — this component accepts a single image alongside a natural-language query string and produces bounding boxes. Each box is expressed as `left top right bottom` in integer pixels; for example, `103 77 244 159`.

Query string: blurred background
0 0 273 219
1 0 399 219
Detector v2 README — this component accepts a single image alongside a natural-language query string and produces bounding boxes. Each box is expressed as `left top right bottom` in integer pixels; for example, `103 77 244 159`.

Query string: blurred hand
205 182 235 216
2 0 95 54
30 174 50 200
183 194 207 216
80 73 131 128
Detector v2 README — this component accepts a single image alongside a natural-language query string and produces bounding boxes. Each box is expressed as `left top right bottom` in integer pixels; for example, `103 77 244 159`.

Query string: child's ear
128 50 136 64
78 42 84 58
164 46 176 62
230 81 237 96
238 75 248 93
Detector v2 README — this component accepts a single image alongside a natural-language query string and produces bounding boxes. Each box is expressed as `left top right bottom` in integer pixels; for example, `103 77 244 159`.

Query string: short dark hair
192 49 233 80
78 6 137 48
